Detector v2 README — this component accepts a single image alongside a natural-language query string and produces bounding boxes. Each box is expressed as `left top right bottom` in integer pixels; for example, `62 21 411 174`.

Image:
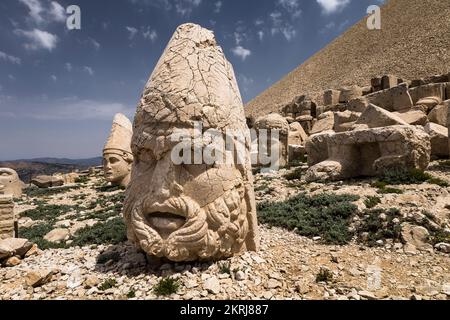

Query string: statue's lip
144 202 187 218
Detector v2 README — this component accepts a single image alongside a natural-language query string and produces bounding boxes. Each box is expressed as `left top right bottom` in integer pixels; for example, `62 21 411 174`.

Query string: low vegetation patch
97 251 121 264
153 277 180 296
25 185 81 198
70 217 127 247
99 278 117 291
356 208 402 246
257 193 359 245
218 261 231 275
364 196 381 209
316 268 333 283
21 204 82 222
19 222 65 250
375 169 449 187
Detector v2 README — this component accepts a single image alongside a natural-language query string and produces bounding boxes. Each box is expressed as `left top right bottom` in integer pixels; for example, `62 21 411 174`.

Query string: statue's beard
127 189 249 262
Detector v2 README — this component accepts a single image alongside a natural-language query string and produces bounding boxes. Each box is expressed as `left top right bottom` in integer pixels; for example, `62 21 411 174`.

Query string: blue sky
0 0 384 160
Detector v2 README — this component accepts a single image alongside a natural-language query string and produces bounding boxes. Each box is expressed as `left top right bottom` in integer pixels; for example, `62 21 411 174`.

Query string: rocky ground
1 163 449 300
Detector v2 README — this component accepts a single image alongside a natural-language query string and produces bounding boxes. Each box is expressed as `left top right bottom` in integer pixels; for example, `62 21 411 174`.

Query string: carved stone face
0 168 22 197
103 152 132 187
123 23 258 262
124 125 254 262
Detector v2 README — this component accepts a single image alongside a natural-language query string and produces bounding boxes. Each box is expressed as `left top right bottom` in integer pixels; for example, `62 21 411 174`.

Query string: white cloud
316 0 350 14
126 26 138 40
19 0 67 24
51 75 57 81
174 0 202 16
278 0 302 18
231 46 251 61
15 29 58 51
270 11 297 41
214 1 222 13
142 27 158 42
8 75 16 81
237 74 254 93
0 51 21 65
83 66 94 76
18 0 44 24
89 38 101 50
257 30 264 41
49 1 66 22
65 62 72 72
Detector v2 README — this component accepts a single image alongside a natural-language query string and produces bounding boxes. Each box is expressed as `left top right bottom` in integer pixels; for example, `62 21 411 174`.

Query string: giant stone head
123 23 259 262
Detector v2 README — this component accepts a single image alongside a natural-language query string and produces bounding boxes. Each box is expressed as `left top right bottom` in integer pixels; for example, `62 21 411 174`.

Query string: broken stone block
305 131 335 167
289 122 308 146
381 75 399 90
371 77 382 92
416 97 442 111
310 111 335 135
31 175 64 188
366 83 413 112
255 113 290 168
347 97 369 113
305 125 430 182
362 86 372 96
401 223 433 252
339 85 363 103
424 123 449 158
393 109 428 126
323 89 341 106
0 196 15 240
353 104 408 129
334 110 361 133
409 83 447 105
428 101 449 127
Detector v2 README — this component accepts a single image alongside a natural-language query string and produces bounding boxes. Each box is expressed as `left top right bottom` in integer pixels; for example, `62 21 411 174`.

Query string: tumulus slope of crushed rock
246 0 450 118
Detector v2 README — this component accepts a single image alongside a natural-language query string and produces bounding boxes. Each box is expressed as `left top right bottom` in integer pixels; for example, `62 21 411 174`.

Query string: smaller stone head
103 113 134 187
0 168 23 197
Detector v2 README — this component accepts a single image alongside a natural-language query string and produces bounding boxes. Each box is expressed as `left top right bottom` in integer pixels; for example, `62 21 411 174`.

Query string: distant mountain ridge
0 157 102 183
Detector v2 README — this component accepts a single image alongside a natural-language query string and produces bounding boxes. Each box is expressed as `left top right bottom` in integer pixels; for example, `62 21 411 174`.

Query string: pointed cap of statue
124 23 259 262
103 113 133 156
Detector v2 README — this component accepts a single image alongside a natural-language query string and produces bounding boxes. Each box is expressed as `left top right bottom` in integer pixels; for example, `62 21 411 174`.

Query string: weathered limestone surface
334 110 361 133
323 89 340 106
103 113 134 188
289 122 308 146
428 101 449 127
255 113 290 168
424 123 449 158
409 83 447 105
393 109 428 126
310 111 334 135
305 126 431 182
123 23 259 262
353 104 409 129
339 85 363 103
366 83 413 112
31 175 64 189
0 196 15 240
0 168 23 197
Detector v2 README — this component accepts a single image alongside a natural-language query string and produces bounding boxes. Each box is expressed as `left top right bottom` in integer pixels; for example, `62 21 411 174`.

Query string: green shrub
316 268 333 283
99 278 117 291
218 261 231 275
97 251 121 264
75 176 90 184
21 204 81 222
257 193 359 245
377 187 404 194
364 196 381 209
357 208 402 246
70 217 127 247
19 223 66 250
127 290 136 299
25 185 81 198
153 277 180 296
375 168 448 187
